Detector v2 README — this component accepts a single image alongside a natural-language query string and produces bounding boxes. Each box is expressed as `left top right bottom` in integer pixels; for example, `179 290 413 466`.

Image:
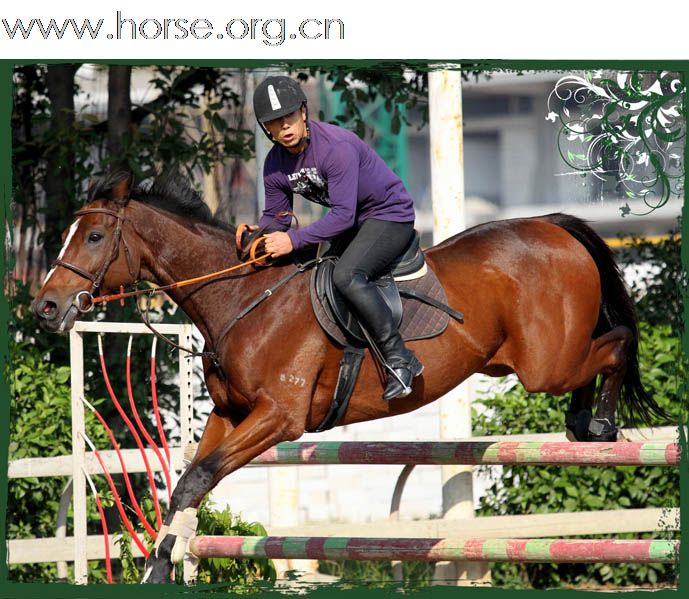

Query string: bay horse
31 172 664 583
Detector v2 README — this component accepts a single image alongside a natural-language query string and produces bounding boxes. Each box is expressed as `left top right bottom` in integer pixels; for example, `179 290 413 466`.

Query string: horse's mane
87 171 234 232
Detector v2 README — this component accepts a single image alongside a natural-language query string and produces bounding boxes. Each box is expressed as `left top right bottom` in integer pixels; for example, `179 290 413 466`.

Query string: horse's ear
86 177 99 201
110 173 133 207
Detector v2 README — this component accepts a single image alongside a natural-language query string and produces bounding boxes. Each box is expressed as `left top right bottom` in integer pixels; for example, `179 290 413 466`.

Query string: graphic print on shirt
288 167 330 207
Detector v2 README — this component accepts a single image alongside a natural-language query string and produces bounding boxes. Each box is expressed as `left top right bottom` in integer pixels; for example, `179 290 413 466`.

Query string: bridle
51 206 138 313
48 203 298 366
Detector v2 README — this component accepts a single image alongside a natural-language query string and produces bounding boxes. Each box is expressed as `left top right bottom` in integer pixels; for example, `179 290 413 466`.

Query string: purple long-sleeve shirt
258 120 415 250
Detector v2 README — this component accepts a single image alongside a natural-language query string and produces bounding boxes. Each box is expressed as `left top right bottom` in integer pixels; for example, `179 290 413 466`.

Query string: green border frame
0 59 687 598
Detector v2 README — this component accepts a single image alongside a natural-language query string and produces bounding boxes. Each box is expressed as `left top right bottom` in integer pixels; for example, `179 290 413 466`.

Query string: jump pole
248 441 680 467
188 536 679 565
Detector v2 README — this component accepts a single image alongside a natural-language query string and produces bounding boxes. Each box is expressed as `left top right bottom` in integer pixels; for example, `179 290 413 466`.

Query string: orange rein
91 250 271 307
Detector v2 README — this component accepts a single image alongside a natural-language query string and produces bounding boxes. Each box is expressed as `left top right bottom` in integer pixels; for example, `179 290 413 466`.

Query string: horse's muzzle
32 295 59 323
31 294 80 333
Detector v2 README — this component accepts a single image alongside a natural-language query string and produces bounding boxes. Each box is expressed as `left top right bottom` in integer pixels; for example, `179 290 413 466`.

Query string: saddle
310 231 454 346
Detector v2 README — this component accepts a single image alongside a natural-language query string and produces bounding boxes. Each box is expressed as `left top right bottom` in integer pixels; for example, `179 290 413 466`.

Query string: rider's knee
332 265 367 295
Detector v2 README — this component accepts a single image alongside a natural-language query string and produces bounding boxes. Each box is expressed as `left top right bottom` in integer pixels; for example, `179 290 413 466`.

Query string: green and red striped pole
189 536 678 564
250 441 680 467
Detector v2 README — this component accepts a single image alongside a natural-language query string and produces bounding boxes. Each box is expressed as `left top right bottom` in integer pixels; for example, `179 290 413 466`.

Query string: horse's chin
40 305 79 334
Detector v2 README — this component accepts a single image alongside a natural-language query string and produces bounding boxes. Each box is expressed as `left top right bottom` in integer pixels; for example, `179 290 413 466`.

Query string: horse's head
32 172 142 333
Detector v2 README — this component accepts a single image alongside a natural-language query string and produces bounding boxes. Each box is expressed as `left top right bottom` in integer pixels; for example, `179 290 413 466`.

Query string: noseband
51 207 138 312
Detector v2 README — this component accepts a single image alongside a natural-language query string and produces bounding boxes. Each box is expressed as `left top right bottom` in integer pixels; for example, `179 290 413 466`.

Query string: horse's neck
131 203 241 345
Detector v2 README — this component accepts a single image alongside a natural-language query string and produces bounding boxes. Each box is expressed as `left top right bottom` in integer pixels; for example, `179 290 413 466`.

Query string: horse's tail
541 213 668 426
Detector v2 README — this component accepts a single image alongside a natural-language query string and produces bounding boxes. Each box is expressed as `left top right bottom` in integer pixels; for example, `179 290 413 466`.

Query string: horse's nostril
40 300 58 319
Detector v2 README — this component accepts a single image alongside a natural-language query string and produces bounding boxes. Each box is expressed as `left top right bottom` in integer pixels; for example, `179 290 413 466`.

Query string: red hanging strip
82 397 156 540
97 335 163 529
150 337 172 470
126 335 172 503
80 431 151 557
82 466 113 583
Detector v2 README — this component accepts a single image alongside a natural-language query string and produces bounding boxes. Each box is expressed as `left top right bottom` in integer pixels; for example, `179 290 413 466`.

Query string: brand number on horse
280 373 306 387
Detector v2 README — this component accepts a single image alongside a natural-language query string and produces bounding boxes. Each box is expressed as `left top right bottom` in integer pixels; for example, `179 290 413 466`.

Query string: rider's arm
258 162 293 231
287 142 359 249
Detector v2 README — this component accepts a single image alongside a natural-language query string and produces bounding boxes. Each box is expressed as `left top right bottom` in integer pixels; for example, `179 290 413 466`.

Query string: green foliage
5 333 111 582
189 501 276 589
617 223 683 336
128 66 253 180
116 525 140 584
115 500 276 589
472 321 681 589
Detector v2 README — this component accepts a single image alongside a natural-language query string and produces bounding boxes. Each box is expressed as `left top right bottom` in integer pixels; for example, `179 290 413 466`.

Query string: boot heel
410 356 424 377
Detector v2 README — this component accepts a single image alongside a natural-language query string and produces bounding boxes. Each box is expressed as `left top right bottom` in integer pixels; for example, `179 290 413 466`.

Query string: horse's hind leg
567 326 632 442
565 378 596 441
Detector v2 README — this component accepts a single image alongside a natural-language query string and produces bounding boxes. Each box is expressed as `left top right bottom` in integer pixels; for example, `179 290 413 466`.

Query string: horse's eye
88 232 104 243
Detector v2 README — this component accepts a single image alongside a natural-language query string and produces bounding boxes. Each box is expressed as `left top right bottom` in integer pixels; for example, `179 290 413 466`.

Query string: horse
31 172 664 583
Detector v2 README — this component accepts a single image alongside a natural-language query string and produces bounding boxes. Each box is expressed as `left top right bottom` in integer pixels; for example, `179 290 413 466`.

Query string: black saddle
314 231 425 344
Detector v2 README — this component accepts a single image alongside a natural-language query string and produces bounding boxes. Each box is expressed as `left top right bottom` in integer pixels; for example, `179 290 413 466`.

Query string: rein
95 255 274 364
90 253 272 308
134 257 327 367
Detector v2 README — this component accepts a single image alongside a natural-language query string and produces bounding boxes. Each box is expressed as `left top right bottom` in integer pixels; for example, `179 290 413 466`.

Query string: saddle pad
310 264 450 347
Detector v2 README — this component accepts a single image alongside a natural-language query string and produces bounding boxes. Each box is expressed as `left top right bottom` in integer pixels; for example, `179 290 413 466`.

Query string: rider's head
254 76 309 154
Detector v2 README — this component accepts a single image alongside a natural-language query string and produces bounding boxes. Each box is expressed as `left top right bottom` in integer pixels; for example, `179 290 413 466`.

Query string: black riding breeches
331 218 414 362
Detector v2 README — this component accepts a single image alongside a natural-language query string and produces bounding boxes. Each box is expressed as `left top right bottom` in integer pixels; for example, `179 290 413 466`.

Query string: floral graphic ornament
546 71 685 216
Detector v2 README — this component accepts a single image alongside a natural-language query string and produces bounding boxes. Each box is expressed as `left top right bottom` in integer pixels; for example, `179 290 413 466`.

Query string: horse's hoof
587 417 618 442
141 564 174 584
565 409 593 441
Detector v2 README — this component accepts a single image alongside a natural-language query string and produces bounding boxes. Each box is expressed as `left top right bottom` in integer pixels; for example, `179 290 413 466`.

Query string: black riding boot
335 271 423 400
377 329 424 400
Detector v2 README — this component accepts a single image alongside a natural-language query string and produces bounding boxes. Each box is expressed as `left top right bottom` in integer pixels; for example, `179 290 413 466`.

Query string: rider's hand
264 231 293 257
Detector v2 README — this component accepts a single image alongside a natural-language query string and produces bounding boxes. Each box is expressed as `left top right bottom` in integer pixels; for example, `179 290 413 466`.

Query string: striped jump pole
189 536 679 564
250 441 680 467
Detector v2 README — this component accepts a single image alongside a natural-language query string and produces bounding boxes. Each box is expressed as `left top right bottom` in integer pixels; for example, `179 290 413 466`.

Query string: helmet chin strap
259 103 310 151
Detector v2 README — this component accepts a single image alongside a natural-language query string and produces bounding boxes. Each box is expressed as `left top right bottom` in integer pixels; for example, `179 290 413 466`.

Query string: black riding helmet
254 76 309 142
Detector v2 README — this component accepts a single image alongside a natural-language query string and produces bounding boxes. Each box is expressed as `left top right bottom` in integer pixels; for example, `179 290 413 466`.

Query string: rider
252 75 422 401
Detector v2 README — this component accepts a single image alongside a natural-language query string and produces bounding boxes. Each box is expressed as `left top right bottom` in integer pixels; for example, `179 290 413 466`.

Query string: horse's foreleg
143 393 297 583
143 407 235 583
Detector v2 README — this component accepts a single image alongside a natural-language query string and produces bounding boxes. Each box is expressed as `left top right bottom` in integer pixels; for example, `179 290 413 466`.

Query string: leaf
55 368 70 384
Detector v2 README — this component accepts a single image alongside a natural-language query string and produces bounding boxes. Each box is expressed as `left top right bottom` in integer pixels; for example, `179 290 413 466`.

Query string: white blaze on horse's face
43 217 81 286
